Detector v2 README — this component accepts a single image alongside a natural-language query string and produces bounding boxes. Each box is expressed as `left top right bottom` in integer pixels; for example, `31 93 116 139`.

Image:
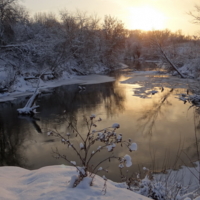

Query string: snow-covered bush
47 115 137 188
128 169 200 200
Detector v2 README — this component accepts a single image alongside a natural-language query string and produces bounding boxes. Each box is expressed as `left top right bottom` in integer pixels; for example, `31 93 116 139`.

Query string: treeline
0 0 199 89
0 0 126 81
125 29 195 60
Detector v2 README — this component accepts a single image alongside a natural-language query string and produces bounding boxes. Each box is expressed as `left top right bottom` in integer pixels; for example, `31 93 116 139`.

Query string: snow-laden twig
48 115 137 188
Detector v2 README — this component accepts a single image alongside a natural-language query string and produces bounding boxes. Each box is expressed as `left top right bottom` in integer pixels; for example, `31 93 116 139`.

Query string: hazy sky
22 0 200 35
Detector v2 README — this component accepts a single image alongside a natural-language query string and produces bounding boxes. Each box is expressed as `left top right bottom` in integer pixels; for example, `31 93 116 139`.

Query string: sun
127 6 166 31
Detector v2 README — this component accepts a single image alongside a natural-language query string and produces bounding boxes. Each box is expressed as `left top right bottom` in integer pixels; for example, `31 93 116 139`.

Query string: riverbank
0 74 115 102
0 165 150 200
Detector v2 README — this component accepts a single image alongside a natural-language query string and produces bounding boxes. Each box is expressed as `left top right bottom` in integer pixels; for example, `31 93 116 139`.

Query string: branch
50 131 85 165
91 155 119 175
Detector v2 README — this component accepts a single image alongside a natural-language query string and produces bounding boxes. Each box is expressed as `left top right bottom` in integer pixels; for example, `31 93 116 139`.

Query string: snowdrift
0 165 150 200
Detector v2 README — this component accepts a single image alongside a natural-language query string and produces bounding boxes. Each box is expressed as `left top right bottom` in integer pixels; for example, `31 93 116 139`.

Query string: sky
21 0 200 35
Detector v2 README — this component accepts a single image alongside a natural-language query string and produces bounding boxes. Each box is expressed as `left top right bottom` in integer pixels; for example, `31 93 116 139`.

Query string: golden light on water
127 6 166 31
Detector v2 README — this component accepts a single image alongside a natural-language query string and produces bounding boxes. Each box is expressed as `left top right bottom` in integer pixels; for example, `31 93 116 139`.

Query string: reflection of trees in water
137 89 200 181
0 102 28 167
193 108 200 162
38 82 126 126
137 88 174 136
0 81 126 168
18 115 42 134
182 108 200 163
173 107 200 185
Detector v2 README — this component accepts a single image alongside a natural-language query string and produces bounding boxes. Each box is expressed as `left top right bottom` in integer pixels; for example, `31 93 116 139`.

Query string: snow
69 175 78 188
17 106 39 114
0 165 151 200
47 131 52 136
106 143 116 152
90 114 96 119
112 123 120 129
97 146 102 151
80 143 84 149
17 90 40 115
118 164 124 169
98 167 103 171
70 161 76 166
117 134 122 142
151 90 158 95
0 74 115 102
102 175 107 181
77 166 86 176
97 132 105 140
129 143 137 151
178 93 200 106
177 58 200 79
120 70 198 99
123 155 132 167
154 161 200 192
118 63 129 69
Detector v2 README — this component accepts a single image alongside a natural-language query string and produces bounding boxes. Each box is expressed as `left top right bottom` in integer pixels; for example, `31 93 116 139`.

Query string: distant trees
125 30 143 60
1 0 200 90
101 16 126 68
149 30 185 78
59 11 102 72
0 0 29 45
0 0 16 44
124 29 192 61
124 27 200 78
0 4 129 90
58 12 126 71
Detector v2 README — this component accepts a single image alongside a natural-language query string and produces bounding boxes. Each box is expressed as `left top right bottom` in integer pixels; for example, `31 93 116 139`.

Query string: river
0 61 199 182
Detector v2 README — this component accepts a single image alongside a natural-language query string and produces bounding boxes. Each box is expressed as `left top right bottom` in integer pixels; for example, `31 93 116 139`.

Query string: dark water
0 62 199 182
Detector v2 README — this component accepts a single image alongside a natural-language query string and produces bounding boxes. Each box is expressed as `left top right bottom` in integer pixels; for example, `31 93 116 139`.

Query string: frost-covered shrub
135 175 166 200
47 115 137 188
130 169 200 200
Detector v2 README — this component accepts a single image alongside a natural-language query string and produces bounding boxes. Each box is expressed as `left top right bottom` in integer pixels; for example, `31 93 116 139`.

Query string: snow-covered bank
121 70 196 88
120 70 197 98
149 162 200 200
0 165 150 200
0 74 115 102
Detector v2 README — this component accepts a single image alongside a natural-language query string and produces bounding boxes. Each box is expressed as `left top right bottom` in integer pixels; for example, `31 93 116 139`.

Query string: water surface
0 62 199 182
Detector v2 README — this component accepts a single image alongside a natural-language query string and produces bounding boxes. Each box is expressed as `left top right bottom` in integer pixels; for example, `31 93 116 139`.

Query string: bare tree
0 0 29 44
150 30 185 78
101 15 126 68
188 5 200 24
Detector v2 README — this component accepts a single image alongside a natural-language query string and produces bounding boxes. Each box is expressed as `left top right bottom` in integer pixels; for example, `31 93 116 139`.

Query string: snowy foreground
0 165 150 200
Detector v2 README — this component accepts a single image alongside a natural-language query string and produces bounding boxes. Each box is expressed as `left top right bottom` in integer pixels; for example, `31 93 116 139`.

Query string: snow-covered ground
154 162 200 198
121 70 197 88
1 164 200 200
0 165 150 200
120 70 198 98
0 74 115 102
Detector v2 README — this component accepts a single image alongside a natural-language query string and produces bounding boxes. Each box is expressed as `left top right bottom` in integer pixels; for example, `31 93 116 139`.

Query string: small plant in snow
47 114 137 188
127 168 200 200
